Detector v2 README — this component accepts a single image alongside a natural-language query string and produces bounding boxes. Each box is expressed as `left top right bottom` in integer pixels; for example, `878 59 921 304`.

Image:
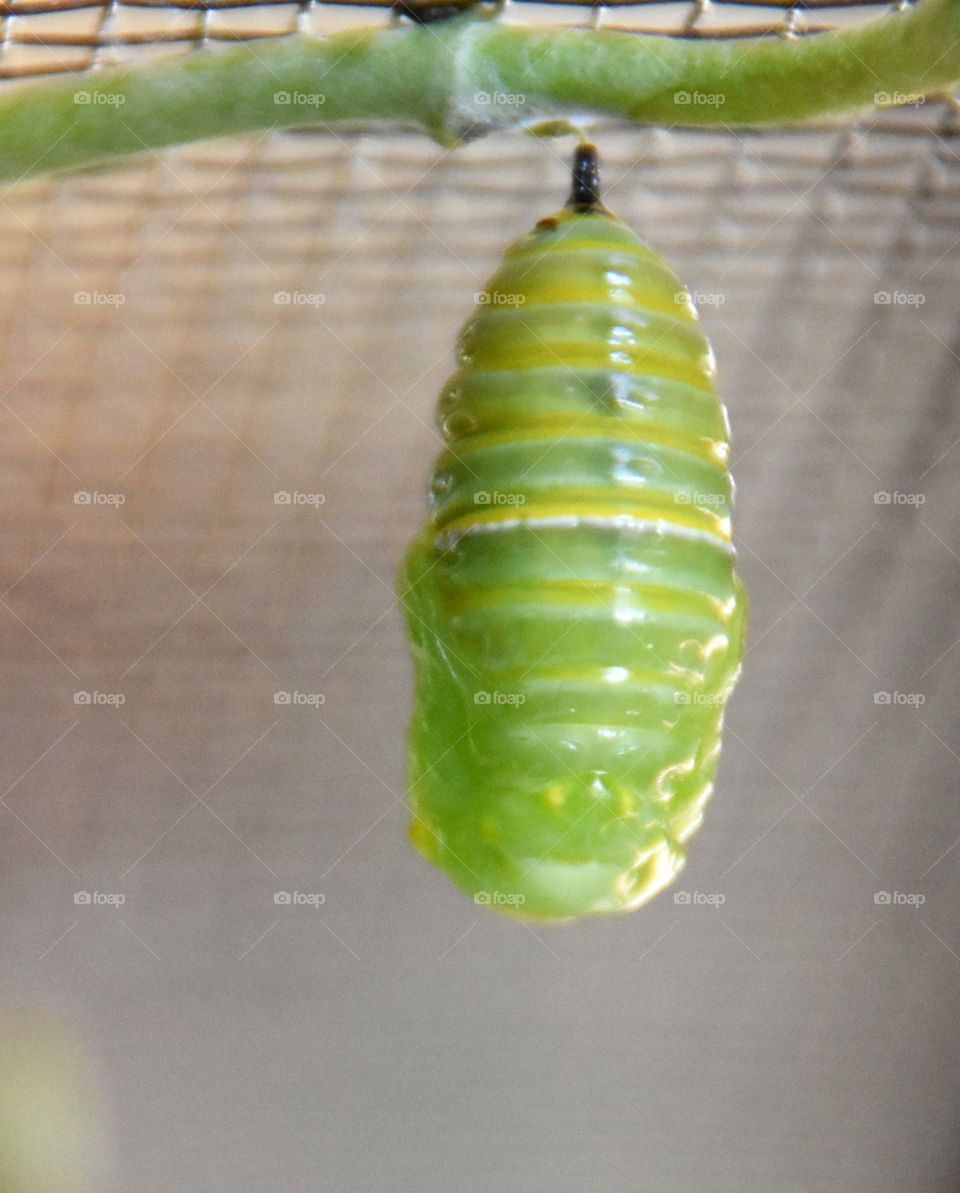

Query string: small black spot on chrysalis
583 374 620 414
535 216 559 233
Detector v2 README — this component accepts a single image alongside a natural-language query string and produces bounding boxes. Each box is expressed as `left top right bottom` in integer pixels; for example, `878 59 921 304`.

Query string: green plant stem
0 0 958 184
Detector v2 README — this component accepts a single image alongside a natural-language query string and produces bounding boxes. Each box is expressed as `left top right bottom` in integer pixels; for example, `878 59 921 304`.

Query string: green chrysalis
402 146 745 921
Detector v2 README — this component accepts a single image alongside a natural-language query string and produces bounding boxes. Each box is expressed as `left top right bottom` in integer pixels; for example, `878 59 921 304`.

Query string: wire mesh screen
2 0 960 1183
3 124 960 1191
0 0 924 82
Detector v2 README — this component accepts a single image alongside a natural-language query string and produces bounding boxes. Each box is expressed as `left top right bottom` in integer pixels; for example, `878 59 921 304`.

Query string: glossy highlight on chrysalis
401 144 746 921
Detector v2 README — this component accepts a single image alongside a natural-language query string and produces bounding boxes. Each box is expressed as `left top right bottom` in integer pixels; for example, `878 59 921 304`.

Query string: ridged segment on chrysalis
401 145 745 921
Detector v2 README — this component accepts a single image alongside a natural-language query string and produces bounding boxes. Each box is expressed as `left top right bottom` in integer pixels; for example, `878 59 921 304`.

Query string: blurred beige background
1 121 959 1191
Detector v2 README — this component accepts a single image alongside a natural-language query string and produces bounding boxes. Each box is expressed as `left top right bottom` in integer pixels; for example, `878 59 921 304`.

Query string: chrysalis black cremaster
401 146 745 920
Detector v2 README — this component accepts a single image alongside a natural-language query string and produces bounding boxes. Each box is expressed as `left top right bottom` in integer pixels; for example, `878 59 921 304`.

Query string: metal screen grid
1 6 960 1186
0 0 913 81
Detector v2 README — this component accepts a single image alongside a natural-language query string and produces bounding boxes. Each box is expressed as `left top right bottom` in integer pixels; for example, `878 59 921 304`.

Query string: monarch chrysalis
401 146 745 921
